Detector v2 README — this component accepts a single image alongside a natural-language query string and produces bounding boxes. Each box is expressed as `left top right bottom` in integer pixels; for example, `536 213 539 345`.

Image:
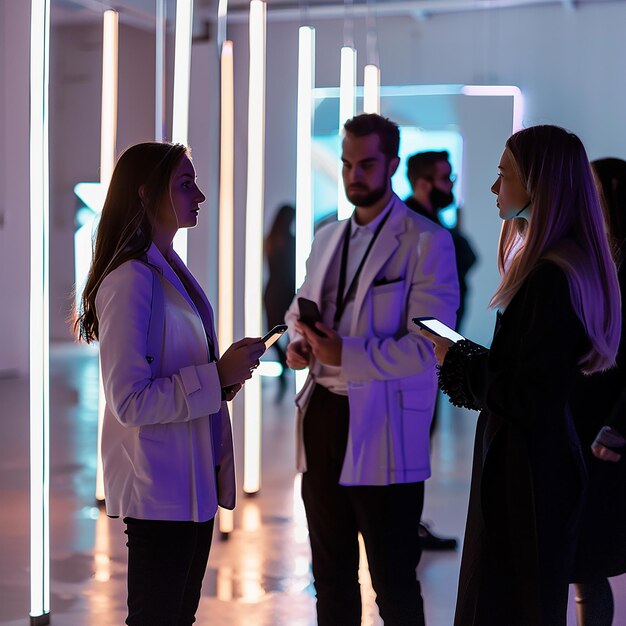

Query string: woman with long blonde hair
422 125 621 626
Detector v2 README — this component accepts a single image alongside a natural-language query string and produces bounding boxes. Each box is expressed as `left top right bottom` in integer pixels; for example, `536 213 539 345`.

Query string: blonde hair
490 125 621 374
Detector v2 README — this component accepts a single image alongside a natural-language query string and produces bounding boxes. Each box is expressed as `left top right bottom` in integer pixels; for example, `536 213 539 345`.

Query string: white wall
0 0 31 376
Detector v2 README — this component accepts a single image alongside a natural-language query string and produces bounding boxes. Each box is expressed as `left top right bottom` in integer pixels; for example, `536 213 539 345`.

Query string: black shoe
419 521 458 551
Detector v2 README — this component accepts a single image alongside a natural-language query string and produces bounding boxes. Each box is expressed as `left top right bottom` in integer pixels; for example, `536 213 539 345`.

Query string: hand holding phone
217 337 265 387
297 297 325 336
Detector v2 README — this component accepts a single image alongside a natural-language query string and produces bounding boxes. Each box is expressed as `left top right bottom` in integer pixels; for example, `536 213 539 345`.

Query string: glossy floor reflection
1 343 625 625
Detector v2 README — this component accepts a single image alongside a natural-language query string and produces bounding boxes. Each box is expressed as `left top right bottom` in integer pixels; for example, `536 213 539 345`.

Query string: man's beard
345 181 388 207
429 187 454 210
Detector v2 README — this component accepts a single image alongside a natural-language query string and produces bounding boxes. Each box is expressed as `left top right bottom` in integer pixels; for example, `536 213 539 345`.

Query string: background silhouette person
264 204 296 398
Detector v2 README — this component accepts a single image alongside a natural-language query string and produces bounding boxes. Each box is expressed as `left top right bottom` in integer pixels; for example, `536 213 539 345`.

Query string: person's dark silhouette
264 204 296 399
405 151 477 331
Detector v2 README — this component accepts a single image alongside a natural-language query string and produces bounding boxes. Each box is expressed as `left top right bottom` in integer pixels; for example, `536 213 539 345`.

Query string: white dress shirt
314 199 394 394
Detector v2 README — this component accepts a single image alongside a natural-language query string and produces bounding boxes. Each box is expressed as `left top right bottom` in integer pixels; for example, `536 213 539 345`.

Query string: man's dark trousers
301 384 426 626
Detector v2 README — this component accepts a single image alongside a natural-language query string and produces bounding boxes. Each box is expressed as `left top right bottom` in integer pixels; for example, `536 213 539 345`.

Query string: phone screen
262 324 288 349
413 317 465 343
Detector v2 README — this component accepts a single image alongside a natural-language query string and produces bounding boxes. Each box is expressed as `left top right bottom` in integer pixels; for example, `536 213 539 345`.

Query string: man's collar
350 195 395 235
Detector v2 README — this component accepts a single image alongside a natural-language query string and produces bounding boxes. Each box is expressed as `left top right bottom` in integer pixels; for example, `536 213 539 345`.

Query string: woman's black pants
124 517 214 626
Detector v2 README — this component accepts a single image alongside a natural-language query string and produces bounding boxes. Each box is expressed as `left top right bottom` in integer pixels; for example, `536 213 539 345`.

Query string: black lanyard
334 208 392 326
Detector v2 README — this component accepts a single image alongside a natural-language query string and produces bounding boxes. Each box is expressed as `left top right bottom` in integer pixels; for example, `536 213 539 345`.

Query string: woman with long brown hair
569 157 626 626
422 125 621 625
74 142 264 626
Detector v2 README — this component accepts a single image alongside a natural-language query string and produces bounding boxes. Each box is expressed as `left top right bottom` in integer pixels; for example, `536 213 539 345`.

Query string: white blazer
286 195 459 486
96 243 235 521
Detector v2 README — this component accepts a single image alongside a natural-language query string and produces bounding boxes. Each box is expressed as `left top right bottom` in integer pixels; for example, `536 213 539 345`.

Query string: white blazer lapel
350 198 406 328
166 248 218 349
308 219 350 304
146 244 218 356
145 244 196 308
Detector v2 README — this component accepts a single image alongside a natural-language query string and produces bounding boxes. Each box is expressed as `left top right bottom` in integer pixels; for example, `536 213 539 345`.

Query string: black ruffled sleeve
437 339 488 411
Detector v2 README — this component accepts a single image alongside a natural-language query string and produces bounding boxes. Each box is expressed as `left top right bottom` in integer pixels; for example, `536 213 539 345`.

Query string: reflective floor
1 343 625 625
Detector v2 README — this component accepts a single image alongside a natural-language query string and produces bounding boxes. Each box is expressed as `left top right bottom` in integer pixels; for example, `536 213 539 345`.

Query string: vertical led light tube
29 0 51 623
217 0 229 50
172 0 194 262
100 10 118 185
95 9 119 505
218 39 236 532
218 48 234 352
243 0 266 495
295 26 315 289
337 46 356 220
295 26 315 393
155 0 166 141
363 64 380 114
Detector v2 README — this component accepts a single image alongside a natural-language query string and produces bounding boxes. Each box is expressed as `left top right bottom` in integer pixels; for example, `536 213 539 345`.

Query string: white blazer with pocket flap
95 243 235 521
286 195 459 486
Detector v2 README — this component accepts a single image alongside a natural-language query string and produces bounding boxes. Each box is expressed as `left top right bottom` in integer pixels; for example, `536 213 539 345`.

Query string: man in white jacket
286 113 459 626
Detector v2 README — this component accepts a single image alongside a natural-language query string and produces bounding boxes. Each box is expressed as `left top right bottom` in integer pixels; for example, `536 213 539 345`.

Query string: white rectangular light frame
172 0 194 261
337 46 356 220
29 0 51 622
243 0 266 495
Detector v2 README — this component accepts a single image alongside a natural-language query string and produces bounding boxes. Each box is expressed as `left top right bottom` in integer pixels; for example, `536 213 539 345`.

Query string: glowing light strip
461 84 524 132
155 0 166 141
217 0 229 50
314 84 465 99
100 10 118 185
243 0 266 495
338 46 356 220
172 0 194 262
95 10 119 505
218 41 235 360
257 361 283 377
29 0 51 622
295 26 315 288
218 40 235 533
363 64 380 114
295 26 315 393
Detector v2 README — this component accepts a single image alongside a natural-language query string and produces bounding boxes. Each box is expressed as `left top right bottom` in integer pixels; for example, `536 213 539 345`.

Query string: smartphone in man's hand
297 297 326 336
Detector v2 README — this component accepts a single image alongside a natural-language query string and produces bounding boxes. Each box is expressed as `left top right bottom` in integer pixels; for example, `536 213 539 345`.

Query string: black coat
570 250 626 582
441 263 588 626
